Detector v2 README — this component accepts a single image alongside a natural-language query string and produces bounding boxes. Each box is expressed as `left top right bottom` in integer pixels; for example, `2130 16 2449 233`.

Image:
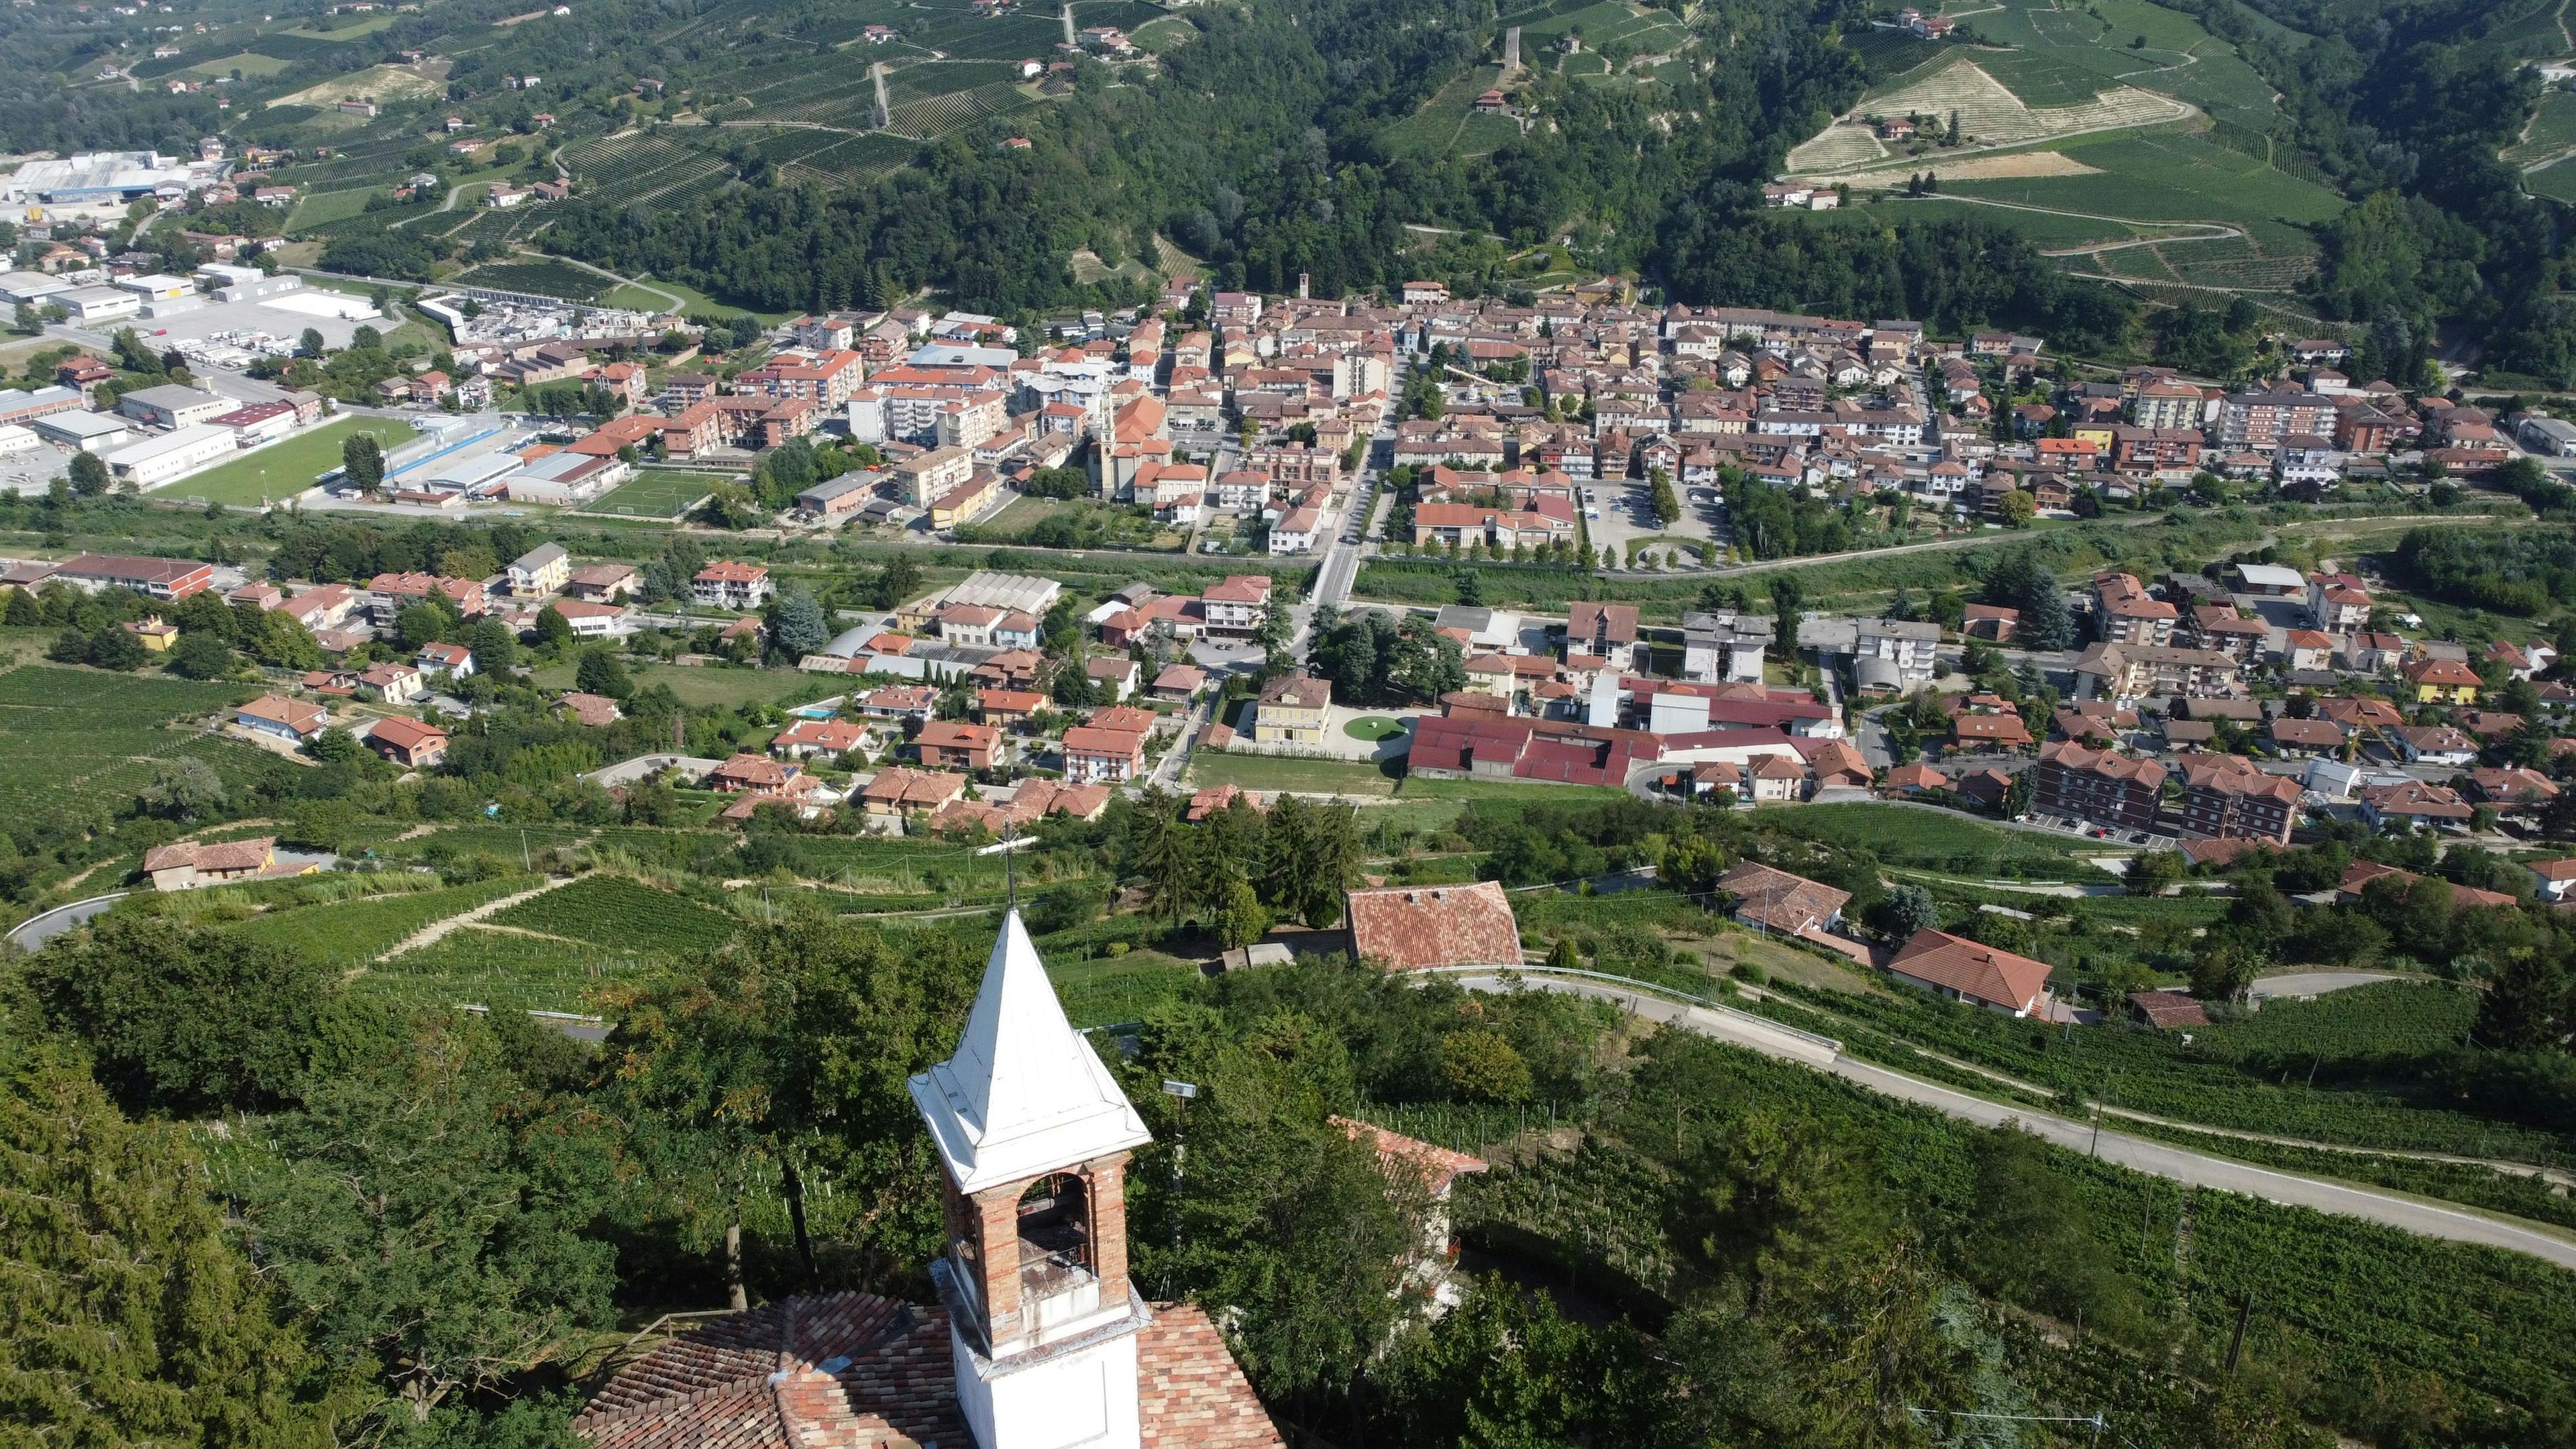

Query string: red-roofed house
1886 927 2055 1016
1345 881 1523 971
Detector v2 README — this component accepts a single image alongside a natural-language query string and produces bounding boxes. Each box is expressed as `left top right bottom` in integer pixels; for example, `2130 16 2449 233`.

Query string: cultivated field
266 62 441 109
455 258 608 301
1786 55 2189 178
0 667 264 824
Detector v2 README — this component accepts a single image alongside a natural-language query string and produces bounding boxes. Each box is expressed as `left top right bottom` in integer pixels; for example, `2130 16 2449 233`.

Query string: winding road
1451 969 2576 1271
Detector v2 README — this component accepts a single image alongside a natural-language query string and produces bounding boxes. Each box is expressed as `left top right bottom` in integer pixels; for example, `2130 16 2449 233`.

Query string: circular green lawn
1344 716 1406 741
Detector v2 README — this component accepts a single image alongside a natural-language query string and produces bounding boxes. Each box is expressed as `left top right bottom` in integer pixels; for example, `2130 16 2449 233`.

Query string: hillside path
1450 971 2576 1271
374 876 568 962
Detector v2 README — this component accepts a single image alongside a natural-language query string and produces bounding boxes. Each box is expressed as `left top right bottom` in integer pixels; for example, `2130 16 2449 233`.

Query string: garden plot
1785 55 2188 179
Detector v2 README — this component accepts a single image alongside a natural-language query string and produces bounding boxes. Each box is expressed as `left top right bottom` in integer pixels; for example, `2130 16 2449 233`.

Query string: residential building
1252 672 1332 744
507 541 570 598
1886 927 2055 1017
1344 881 1523 971
1564 601 1640 669
692 560 773 610
2177 754 2301 844
1715 861 1850 940
1061 724 1146 784
918 720 1000 771
2400 655 2481 705
1855 617 1941 688
2031 741 2166 833
366 715 447 769
2092 572 2176 646
234 693 327 743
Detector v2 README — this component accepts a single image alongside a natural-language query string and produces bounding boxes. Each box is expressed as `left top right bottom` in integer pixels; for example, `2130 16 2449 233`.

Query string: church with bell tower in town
571 910 1281 1449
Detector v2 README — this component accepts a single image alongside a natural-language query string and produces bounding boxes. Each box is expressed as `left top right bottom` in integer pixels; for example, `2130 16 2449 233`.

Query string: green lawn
181 50 296 78
530 659 805 710
286 186 380 229
1343 716 1405 741
584 470 729 519
1183 751 1399 796
158 415 418 506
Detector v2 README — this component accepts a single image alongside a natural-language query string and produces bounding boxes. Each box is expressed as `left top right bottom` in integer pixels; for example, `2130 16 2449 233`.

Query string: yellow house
2401 655 2481 705
125 615 178 652
926 470 1002 529
1253 671 1332 744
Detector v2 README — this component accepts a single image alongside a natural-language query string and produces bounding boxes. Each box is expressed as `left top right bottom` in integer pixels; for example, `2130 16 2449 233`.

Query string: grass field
1379 64 1513 160
584 470 727 519
529 659 802 710
180 50 297 78
161 416 419 506
286 186 380 230
1183 751 1399 796
1758 802 2112 877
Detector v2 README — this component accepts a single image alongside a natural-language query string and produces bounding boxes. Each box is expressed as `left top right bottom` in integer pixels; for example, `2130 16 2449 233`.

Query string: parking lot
1578 476 1729 566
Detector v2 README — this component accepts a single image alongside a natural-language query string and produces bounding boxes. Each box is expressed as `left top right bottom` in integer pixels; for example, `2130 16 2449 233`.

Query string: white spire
908 909 1150 1193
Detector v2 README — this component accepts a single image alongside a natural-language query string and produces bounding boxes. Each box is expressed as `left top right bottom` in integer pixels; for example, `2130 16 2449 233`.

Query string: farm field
180 50 296 78
267 62 441 109
163 416 419 506
1934 128 2347 288
286 186 382 230
227 873 541 967
0 666 262 825
1956 0 2276 121
454 258 608 301
1380 64 1517 159
583 470 728 519
484 873 742 952
1786 55 2188 177
1183 751 1399 796
361 923 646 1016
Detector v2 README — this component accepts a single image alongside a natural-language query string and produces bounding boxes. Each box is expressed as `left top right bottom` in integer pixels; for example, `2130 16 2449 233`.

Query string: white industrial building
106 423 239 488
0 425 37 456
2 152 202 205
54 285 142 323
117 384 231 430
113 273 195 301
30 412 133 452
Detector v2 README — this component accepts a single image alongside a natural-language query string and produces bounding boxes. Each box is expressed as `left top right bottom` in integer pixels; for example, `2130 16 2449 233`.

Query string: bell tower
909 910 1152 1449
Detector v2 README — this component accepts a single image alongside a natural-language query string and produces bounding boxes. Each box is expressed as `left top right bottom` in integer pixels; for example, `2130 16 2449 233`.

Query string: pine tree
0 1047 331 1446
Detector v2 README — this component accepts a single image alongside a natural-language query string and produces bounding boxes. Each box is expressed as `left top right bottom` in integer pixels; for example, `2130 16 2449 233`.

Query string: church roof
576 1293 1283 1449
907 908 1150 1193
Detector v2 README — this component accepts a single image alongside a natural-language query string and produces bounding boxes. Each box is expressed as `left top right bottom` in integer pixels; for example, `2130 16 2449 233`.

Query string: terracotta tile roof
559 692 623 726
237 692 325 733
2180 836 2272 868
706 753 792 790
2041 739 2167 789
1346 881 1521 971
1886 927 2053 1014
858 767 965 808
575 1291 961 1449
368 716 446 753
142 837 274 874
1717 861 1849 934
2128 989 2208 1028
2337 859 2516 908
2356 780 2474 820
1136 1303 1286 1449
1330 1116 1489 1195
2177 753 2300 802
1256 672 1331 708
1881 762 1949 792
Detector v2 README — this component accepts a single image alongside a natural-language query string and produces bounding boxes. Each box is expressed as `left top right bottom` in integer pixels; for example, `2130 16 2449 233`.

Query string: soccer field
162 415 419 507
584 470 729 519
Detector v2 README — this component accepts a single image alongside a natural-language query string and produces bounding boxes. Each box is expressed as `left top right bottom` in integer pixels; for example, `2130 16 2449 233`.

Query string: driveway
1457 971 2576 1271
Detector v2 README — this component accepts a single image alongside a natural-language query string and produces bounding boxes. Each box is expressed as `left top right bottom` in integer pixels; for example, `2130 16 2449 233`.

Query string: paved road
7 892 128 951
1288 421 1394 656
1459 971 2576 1271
